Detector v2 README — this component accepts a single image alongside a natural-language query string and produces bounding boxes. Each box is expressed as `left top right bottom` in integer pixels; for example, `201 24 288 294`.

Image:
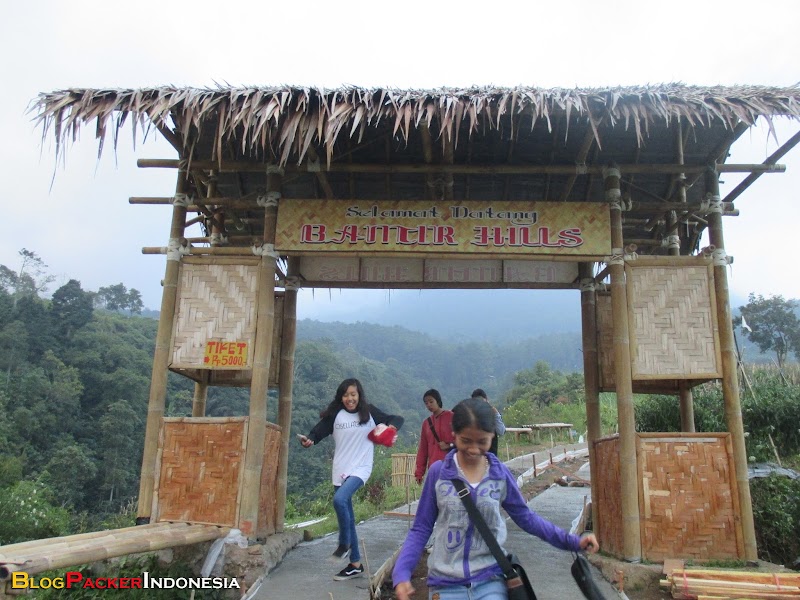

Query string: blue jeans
332 476 364 562
429 578 507 600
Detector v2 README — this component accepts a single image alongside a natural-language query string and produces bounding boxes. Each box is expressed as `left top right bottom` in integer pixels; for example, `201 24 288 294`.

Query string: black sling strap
450 478 517 580
427 416 442 444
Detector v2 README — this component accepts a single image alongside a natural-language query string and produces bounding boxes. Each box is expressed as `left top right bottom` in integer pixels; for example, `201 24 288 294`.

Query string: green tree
0 249 55 308
738 294 800 368
98 400 141 505
43 443 98 509
50 279 94 339
96 283 144 314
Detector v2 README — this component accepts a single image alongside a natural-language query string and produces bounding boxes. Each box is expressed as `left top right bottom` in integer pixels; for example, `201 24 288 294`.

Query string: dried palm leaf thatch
32 84 800 166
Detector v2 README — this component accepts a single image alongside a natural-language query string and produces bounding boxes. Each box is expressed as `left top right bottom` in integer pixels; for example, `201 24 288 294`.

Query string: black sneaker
333 563 364 581
330 544 350 562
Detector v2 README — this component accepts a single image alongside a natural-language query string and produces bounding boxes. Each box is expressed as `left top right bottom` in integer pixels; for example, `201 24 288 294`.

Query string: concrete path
250 445 617 599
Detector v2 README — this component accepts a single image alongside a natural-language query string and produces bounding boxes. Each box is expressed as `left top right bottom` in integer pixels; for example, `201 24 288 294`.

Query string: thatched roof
31 84 800 260
33 84 800 166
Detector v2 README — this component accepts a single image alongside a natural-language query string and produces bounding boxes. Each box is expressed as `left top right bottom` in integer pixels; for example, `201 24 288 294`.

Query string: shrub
0 479 69 544
750 474 800 567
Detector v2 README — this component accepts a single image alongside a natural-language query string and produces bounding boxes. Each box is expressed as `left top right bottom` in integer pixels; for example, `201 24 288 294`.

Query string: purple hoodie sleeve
392 461 441 584
500 467 582 552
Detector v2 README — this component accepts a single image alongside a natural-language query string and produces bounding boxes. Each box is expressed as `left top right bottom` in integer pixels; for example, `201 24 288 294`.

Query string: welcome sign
275 200 610 256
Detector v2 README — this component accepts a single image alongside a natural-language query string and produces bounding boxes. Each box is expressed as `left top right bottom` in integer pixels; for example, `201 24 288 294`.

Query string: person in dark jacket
471 388 505 456
299 378 404 581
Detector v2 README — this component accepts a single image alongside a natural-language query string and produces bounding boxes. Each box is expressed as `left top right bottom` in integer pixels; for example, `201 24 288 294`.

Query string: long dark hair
452 397 495 434
423 388 442 408
320 378 371 424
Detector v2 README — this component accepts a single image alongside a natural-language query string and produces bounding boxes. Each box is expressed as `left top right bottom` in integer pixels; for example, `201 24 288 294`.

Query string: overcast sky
1 0 799 321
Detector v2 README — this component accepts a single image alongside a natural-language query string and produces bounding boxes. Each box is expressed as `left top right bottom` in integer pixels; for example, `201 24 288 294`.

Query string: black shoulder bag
451 478 537 600
570 552 608 600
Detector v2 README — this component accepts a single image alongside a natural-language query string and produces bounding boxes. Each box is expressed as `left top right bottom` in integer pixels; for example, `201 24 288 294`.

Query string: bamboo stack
661 569 800 599
0 522 228 580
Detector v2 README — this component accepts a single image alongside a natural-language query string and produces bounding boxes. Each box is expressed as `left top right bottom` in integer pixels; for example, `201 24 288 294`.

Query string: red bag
368 424 397 447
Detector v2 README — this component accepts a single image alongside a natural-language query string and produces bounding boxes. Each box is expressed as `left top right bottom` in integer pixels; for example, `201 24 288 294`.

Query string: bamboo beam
275 257 299 531
706 171 757 560
136 171 189 523
192 372 209 418
238 167 281 538
579 263 602 545
606 166 641 561
0 523 227 580
142 246 263 256
137 158 786 176
131 196 736 213
723 128 800 204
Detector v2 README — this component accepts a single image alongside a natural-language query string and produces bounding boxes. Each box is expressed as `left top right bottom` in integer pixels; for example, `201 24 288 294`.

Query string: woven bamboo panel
637 433 743 560
627 263 721 379
171 259 259 369
169 257 284 387
256 423 283 537
391 453 416 487
154 418 247 526
592 435 624 557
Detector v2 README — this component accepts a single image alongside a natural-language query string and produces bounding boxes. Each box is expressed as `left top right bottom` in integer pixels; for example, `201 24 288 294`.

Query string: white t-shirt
331 409 376 486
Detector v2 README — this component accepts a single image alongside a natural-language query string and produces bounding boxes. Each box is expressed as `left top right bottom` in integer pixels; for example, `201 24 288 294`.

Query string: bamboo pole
275 257 299 531
137 158 786 176
129 195 737 214
238 167 281 538
672 120 697 434
136 171 189 523
192 376 209 418
606 166 641 561
705 170 757 560
0 524 228 580
679 381 696 433
723 129 800 204
579 262 602 540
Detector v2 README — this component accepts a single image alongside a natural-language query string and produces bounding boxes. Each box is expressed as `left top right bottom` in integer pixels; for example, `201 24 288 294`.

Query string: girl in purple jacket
393 397 598 600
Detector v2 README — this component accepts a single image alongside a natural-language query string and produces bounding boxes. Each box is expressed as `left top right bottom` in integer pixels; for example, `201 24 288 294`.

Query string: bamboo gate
7 85 800 576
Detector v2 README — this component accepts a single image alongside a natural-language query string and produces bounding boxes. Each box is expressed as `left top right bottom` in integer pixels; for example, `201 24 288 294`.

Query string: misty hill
296 288 583 343
296 319 583 404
